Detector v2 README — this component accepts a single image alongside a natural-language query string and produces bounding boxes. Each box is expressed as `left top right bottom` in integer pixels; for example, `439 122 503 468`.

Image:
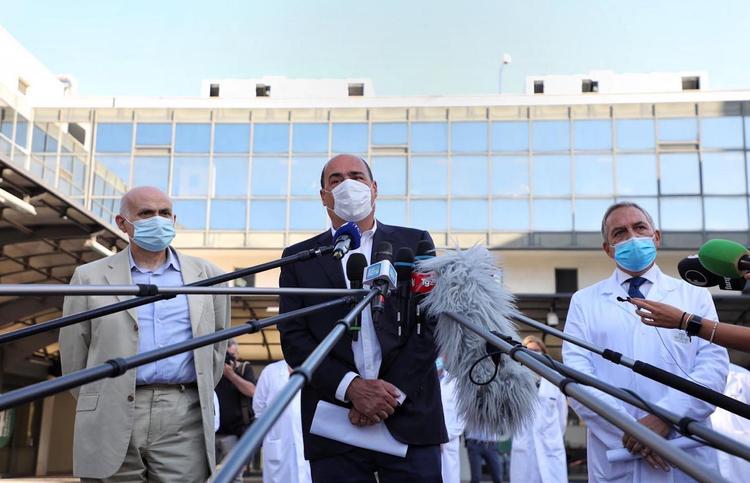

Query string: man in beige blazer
60 186 229 481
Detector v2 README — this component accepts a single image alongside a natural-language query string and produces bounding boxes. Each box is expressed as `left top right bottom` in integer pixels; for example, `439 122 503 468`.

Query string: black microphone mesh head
374 241 393 262
416 239 436 259
346 253 368 283
394 247 415 282
677 255 722 287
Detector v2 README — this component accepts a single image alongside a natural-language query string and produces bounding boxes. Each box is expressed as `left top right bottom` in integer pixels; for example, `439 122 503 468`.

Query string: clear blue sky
3 0 749 97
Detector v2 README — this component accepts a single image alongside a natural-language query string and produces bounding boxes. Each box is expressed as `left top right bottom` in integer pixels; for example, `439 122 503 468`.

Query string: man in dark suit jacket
279 154 447 482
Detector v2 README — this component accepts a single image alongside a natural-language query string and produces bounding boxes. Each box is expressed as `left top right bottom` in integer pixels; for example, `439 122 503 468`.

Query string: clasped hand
345 378 401 426
621 414 672 472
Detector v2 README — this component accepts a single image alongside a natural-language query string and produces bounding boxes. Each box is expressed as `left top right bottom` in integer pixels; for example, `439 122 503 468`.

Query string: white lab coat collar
600 265 680 316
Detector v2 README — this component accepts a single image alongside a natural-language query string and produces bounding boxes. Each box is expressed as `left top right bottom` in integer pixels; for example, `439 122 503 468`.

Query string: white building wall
200 76 374 98
525 70 709 95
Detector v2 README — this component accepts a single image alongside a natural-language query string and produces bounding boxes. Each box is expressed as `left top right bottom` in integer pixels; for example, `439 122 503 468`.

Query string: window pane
289 200 326 230
575 199 613 231
703 152 745 194
492 121 528 152
705 197 748 231
251 157 288 196
291 156 327 195
615 197 660 228
253 124 289 153
532 121 569 151
492 156 529 196
575 155 613 195
452 156 488 196
451 200 488 230
96 156 131 184
574 120 612 150
411 156 448 195
371 156 406 195
292 123 328 153
133 156 169 191
660 153 700 194
492 199 529 231
32 125 57 153
250 200 286 230
372 123 407 145
174 124 210 153
411 123 448 153
660 197 702 230
533 199 572 231
411 200 447 231
615 154 657 195
376 200 406 226
533 155 571 196
0 107 12 139
214 124 250 153
173 157 210 196
701 117 744 149
214 157 249 196
174 200 207 230
658 118 697 142
332 123 368 153
15 115 28 149
210 200 246 230
96 123 133 152
451 122 487 153
616 119 655 150
136 123 172 146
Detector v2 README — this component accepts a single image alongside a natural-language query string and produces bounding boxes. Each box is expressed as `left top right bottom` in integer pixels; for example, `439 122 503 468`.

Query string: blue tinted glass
32 125 57 153
704 197 748 231
452 156 488 196
332 123 368 153
533 155 571 196
532 121 569 151
451 122 487 152
289 200 325 230
250 200 286 230
658 118 697 142
575 155 613 195
371 156 406 195
214 157 249 196
0 108 12 138
451 200 488 230
660 197 702 230
411 156 448 195
292 123 329 153
575 199 613 231
251 157 288 196
133 156 169 192
173 157 209 196
411 200 447 230
660 153 700 194
97 156 131 184
136 123 172 146
701 117 744 149
702 152 745 194
492 156 529 196
615 155 658 195
253 124 289 153
411 123 448 153
291 156 327 195
492 199 529 230
533 199 572 231
174 200 207 230
174 124 210 153
210 200 247 230
15 115 28 149
214 124 250 153
372 123 407 145
574 120 612 150
376 200 406 226
492 121 528 152
616 119 655 150
96 123 132 152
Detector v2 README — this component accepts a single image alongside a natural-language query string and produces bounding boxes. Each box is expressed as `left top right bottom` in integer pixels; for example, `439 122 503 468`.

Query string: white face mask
325 179 374 222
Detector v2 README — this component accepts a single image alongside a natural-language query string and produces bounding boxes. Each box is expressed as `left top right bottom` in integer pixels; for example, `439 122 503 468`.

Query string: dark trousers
310 445 442 483
467 439 504 483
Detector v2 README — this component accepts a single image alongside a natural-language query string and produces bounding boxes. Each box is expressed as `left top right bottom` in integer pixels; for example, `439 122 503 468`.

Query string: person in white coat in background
562 202 728 483
253 360 311 483
510 336 567 483
710 363 750 481
437 356 466 483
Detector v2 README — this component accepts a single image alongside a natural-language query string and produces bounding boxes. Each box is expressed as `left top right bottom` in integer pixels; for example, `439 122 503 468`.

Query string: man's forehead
607 207 649 229
325 157 367 177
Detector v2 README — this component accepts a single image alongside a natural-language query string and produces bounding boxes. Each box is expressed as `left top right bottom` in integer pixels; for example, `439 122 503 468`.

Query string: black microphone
414 239 436 335
332 222 362 260
394 247 415 337
678 255 746 291
369 241 394 321
346 253 368 341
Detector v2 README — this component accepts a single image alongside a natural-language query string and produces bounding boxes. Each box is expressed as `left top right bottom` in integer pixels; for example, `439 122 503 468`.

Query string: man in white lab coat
253 360 311 483
437 356 466 483
562 202 728 483
710 363 750 481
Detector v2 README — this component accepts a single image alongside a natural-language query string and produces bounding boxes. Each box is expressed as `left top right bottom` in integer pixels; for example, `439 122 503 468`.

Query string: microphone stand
444 311 728 483
0 296 354 411
213 287 381 483
0 245 334 346
0 285 369 297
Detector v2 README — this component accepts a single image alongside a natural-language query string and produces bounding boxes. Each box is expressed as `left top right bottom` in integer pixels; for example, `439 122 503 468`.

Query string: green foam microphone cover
698 239 749 278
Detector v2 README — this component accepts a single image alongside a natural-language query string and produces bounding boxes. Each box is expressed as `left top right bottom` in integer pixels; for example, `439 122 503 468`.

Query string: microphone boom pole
0 284 369 297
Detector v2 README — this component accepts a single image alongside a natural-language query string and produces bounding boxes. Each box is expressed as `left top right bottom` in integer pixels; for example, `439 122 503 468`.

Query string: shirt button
127 394 134 402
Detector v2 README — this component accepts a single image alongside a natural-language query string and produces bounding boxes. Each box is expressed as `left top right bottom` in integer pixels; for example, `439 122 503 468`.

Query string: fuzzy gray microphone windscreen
418 245 537 437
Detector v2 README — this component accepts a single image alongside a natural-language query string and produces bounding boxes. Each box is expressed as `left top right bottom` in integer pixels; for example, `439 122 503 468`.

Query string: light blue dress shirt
129 247 196 385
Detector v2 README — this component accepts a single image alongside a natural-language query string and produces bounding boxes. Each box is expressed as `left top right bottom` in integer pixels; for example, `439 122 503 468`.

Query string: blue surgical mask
612 236 656 272
124 215 175 252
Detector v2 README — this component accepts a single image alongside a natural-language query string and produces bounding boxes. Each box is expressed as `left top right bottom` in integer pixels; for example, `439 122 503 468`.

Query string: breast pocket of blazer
76 393 100 412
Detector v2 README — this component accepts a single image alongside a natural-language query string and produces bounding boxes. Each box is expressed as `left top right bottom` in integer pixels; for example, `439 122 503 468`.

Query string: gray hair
600 202 656 242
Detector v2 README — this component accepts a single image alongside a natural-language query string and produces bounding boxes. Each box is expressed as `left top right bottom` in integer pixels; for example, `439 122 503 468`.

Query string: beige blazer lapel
177 252 207 336
103 249 138 324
